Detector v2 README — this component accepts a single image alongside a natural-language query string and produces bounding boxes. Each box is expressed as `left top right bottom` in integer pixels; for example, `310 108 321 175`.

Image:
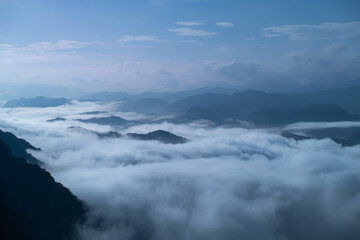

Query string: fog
1 102 359 240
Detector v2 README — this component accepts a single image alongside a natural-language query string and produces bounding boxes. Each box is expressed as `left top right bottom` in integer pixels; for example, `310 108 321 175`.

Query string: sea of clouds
1 101 360 240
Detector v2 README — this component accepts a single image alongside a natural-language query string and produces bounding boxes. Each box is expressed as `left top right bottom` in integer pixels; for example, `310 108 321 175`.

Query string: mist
1 102 359 240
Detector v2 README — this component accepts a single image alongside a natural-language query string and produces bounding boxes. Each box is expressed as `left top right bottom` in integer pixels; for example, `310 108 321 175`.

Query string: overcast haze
1 0 359 92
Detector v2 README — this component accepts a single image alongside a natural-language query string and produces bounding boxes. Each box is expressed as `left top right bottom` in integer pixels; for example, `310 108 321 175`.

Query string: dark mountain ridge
0 135 86 240
0 130 41 164
127 130 187 144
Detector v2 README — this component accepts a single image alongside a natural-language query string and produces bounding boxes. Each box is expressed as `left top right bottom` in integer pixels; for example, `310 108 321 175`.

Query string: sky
0 0 360 93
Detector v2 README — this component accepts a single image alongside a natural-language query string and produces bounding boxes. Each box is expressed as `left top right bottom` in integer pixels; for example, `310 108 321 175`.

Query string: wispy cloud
215 22 234 27
117 35 161 42
24 40 102 51
168 28 216 36
176 21 204 26
263 22 360 40
181 39 202 45
0 44 14 48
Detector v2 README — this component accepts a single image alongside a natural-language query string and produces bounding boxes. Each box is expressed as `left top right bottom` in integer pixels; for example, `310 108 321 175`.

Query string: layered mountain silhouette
3 96 70 108
167 89 360 126
6 84 360 127
0 132 85 240
79 87 239 102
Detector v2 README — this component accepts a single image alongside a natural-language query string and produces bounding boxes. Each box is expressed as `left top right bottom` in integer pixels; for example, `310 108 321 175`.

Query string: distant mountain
247 104 359 127
117 98 169 113
294 85 360 114
137 87 239 102
171 90 309 114
177 106 223 124
303 126 360 139
281 132 312 141
0 82 84 100
127 130 187 144
3 96 70 108
282 130 360 147
79 87 239 102
334 132 360 147
173 90 310 124
46 117 66 122
78 116 130 126
0 137 85 240
168 93 229 111
80 111 108 115
68 127 186 144
0 130 41 164
79 91 132 101
68 126 123 138
170 89 360 126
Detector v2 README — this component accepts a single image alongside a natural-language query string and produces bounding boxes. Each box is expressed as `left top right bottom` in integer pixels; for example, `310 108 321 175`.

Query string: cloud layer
263 22 360 40
168 28 217 36
0 103 359 240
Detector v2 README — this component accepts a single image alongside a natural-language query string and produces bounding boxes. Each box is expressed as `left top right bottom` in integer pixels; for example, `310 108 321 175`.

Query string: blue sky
0 0 359 92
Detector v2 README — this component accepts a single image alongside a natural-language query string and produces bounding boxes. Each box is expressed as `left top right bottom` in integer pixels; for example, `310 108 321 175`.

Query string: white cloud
117 35 161 42
176 21 204 26
215 22 234 27
168 28 216 36
24 40 102 51
1 104 360 240
181 39 202 45
0 44 14 48
263 22 360 40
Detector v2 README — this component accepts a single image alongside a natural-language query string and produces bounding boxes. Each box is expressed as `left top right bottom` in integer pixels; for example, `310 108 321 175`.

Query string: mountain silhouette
3 96 70 108
78 116 130 126
0 130 41 164
127 130 187 144
0 136 85 240
295 85 360 114
46 117 67 122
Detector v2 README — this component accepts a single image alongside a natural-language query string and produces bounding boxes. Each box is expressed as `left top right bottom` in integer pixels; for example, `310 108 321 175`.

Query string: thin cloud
176 21 204 26
25 40 102 51
263 22 360 40
215 22 234 27
168 28 216 36
117 35 161 42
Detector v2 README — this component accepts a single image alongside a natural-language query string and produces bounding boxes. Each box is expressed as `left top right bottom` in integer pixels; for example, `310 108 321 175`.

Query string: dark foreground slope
0 130 41 164
0 138 85 240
